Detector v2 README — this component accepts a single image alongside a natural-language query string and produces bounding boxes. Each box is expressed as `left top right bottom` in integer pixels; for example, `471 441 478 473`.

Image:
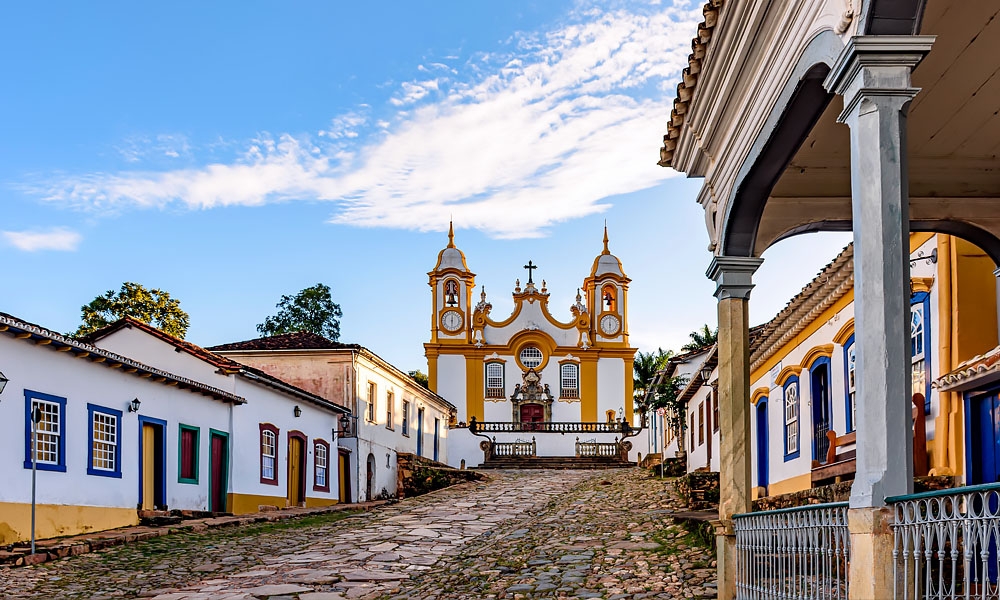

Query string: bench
811 430 856 486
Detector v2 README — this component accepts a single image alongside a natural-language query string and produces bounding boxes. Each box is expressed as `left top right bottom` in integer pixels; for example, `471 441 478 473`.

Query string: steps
477 456 634 470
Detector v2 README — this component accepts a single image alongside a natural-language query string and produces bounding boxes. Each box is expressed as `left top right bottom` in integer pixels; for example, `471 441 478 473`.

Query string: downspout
932 234 953 475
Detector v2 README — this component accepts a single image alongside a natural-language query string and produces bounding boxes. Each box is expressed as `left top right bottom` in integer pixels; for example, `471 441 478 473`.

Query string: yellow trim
596 310 622 337
483 293 579 331
752 291 855 383
0 503 138 544
911 276 934 294
775 365 803 386
438 308 466 334
763 473 814 497
304 497 339 508
466 355 484 421
625 358 635 423
427 354 438 393
910 232 935 253
751 387 770 406
800 344 835 370
832 319 855 345
580 357 598 421
509 330 557 371
230 493 287 515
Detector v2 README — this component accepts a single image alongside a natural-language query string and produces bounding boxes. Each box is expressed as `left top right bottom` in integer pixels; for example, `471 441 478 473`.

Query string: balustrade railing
576 437 619 458
470 420 628 434
889 483 1000 599
734 502 851 600
491 437 536 458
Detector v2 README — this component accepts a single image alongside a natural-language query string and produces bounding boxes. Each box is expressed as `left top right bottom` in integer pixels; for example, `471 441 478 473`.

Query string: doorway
970 392 1000 484
416 408 425 456
756 399 769 492
209 430 228 513
138 416 166 510
287 432 306 506
366 453 376 500
520 403 544 430
338 450 351 503
810 358 832 464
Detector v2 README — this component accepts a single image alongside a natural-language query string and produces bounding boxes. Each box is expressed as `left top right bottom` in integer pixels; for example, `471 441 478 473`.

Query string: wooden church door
520 404 544 429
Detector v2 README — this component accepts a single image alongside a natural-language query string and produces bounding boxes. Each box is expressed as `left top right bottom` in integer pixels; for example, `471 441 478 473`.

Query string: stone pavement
0 469 716 599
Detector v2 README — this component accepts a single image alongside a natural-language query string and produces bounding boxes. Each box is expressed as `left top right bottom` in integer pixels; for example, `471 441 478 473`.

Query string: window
260 423 279 485
367 382 377 422
88 404 122 478
23 390 66 472
911 292 932 411
386 391 394 430
698 402 705 446
712 388 720 433
402 400 410 436
845 334 857 432
783 376 800 459
178 424 199 484
690 412 695 450
560 363 579 398
485 363 505 398
519 346 543 369
313 439 330 492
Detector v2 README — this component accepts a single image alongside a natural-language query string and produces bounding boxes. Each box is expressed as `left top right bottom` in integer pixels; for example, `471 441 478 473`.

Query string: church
425 224 642 468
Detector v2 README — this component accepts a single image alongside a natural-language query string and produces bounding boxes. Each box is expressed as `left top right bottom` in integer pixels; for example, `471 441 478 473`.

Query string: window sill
178 477 199 485
402 432 410 437
260 478 279 486
23 460 66 472
88 468 123 478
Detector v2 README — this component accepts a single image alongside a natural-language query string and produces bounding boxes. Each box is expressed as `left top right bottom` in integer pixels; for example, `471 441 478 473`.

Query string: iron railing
470 420 629 434
576 438 619 458
889 483 1000 599
734 502 851 600
491 437 536 458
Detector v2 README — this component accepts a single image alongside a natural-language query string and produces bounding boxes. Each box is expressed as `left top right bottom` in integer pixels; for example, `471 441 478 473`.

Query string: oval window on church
519 346 543 369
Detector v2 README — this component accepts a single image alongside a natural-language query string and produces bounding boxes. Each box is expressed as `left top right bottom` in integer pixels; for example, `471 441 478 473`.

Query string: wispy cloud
36 2 701 238
3 227 82 252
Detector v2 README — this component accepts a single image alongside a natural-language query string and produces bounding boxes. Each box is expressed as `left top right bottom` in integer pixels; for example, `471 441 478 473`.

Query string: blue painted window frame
23 389 67 472
843 333 856 433
87 403 123 478
809 356 833 462
783 375 801 461
911 291 932 412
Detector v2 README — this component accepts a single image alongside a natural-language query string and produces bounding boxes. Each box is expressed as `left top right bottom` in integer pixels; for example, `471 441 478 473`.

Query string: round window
519 346 543 368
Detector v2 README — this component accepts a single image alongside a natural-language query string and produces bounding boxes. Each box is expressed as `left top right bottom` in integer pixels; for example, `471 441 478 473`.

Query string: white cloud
38 2 702 239
3 227 82 252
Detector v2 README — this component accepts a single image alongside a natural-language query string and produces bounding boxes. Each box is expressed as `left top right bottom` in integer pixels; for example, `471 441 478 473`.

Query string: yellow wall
580 358 598 421
0 503 138 545
229 493 288 515
953 237 998 362
305 497 339 508
764 473 813 497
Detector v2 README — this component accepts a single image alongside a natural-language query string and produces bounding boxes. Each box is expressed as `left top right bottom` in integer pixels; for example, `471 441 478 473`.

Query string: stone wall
674 471 720 510
396 453 485 499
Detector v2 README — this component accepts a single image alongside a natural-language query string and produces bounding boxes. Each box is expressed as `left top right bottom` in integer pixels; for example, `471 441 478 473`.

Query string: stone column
825 35 934 600
706 255 763 600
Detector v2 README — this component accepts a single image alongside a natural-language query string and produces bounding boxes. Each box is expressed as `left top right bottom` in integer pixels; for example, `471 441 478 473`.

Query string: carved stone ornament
510 368 554 422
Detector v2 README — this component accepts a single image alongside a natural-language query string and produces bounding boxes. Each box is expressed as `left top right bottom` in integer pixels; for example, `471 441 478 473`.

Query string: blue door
810 358 832 463
416 407 424 456
756 399 769 491
971 393 1000 484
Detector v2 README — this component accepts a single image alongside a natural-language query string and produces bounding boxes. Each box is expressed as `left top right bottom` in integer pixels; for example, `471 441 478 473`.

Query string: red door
210 433 228 513
520 404 544 430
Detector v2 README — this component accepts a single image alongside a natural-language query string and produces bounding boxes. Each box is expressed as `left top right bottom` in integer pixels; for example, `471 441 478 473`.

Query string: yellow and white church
425 225 641 467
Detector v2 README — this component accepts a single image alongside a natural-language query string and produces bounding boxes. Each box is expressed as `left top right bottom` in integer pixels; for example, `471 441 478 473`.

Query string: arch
506 330 558 371
775 365 803 388
809 356 834 464
801 344 835 371
365 453 376 501
833 319 855 346
751 387 770 406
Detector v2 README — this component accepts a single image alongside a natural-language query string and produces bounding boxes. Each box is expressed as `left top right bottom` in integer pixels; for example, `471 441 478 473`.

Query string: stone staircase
478 456 634 470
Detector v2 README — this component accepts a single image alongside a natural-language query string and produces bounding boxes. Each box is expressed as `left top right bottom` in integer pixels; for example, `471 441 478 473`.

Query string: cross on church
523 260 538 285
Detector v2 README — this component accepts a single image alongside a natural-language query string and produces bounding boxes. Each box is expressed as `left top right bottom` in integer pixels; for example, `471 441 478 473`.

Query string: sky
0 0 852 373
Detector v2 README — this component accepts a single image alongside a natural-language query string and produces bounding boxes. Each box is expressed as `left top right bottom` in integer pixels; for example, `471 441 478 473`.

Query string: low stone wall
396 453 485 499
752 475 960 511
674 471 720 510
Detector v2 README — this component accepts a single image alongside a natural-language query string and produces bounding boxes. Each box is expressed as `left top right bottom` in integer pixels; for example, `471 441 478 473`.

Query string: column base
711 519 735 600
848 507 896 600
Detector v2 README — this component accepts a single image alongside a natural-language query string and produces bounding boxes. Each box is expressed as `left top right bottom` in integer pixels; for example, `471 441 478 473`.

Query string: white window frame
784 380 799 456
560 363 579 398
485 362 505 398
519 346 543 369
33 399 61 465
402 400 410 436
367 382 377 422
315 442 328 488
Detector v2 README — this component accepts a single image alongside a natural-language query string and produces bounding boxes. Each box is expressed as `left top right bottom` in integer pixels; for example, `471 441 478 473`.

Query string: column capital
706 255 764 301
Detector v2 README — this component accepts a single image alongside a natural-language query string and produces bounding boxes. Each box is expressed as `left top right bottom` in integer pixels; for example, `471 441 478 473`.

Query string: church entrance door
520 403 544 430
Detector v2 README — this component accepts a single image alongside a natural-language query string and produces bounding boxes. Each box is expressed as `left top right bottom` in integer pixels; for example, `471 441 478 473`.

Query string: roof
657 0 724 168
934 345 1000 393
83 318 348 414
0 312 245 404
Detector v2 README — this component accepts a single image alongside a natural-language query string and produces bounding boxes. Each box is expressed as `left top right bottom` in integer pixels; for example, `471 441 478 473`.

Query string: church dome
432 221 471 273
589 226 626 278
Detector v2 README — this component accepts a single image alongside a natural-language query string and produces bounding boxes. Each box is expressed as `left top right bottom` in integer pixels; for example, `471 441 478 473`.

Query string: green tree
74 282 190 338
633 347 674 409
681 324 718 351
409 370 429 389
257 283 342 340
647 373 691 444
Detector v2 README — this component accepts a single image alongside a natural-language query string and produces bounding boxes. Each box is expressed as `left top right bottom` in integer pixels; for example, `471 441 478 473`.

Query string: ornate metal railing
734 502 851 600
889 483 1000 599
469 420 629 435
576 438 619 458
490 437 536 458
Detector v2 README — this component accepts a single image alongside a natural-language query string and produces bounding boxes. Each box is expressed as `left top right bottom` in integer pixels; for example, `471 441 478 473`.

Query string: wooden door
520 403 544 422
338 452 350 503
811 361 832 464
416 408 425 456
288 437 304 506
209 433 228 513
971 393 1000 484
366 453 375 500
142 424 156 510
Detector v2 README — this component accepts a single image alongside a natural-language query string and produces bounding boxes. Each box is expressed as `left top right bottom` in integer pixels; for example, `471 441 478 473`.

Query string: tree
409 370 429 389
681 324 718 351
257 283 342 340
74 282 190 338
647 373 691 445
633 347 674 408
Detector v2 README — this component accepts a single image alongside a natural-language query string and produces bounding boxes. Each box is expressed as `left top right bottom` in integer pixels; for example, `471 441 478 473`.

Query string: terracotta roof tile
207 331 360 352
81 317 244 372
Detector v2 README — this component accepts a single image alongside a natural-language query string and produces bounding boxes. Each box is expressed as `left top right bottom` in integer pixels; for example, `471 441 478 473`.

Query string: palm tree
633 348 673 409
681 324 718 352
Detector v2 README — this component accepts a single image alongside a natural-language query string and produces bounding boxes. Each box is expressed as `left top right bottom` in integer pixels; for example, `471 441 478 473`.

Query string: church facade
425 225 640 467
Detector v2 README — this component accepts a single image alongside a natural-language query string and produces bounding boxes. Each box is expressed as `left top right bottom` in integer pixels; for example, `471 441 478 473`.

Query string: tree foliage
257 283 342 340
681 324 718 352
408 370 429 389
633 347 673 407
74 282 190 338
646 373 691 442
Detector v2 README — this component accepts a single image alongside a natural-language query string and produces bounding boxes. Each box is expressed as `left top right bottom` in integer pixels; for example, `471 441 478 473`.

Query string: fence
575 438 619 458
490 437 536 458
470 421 627 434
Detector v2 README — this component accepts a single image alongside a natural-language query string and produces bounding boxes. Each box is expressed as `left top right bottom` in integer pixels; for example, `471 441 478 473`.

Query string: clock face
441 310 464 333
600 314 620 336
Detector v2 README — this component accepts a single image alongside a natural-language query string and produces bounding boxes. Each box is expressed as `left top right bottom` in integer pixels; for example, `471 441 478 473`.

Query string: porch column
825 35 934 600
706 255 762 600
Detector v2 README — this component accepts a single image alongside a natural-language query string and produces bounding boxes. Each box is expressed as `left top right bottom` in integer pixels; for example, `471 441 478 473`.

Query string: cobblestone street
0 469 716 599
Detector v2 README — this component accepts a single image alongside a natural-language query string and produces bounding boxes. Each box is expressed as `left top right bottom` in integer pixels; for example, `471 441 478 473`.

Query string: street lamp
293 405 302 418
0 370 8 396
700 363 714 383
127 398 141 413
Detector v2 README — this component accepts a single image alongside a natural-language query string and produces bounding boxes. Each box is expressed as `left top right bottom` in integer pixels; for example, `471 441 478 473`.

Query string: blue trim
843 334 856 433
23 389 67 472
910 292 933 412
756 397 769 490
809 356 833 463
87 403 123 478
965 389 976 486
782 375 801 461
138 415 168 509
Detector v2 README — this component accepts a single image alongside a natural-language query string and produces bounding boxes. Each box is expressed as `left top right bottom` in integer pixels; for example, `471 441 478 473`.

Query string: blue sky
0 0 851 372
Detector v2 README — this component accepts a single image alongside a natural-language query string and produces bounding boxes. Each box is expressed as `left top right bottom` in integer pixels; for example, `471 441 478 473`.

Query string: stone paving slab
0 469 716 599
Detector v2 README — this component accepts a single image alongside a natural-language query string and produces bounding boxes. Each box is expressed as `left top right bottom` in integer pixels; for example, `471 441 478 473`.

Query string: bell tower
427 221 475 345
583 225 630 345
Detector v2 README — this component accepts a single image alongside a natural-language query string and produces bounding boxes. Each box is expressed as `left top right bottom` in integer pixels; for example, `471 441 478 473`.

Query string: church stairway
477 456 634 470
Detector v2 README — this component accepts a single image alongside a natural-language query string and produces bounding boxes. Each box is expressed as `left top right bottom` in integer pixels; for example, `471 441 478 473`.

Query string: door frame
416 408 425 456
137 415 168 510
338 448 352 503
756 398 769 492
366 452 376 500
208 429 229 513
287 430 307 506
965 387 1000 485
809 357 833 464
